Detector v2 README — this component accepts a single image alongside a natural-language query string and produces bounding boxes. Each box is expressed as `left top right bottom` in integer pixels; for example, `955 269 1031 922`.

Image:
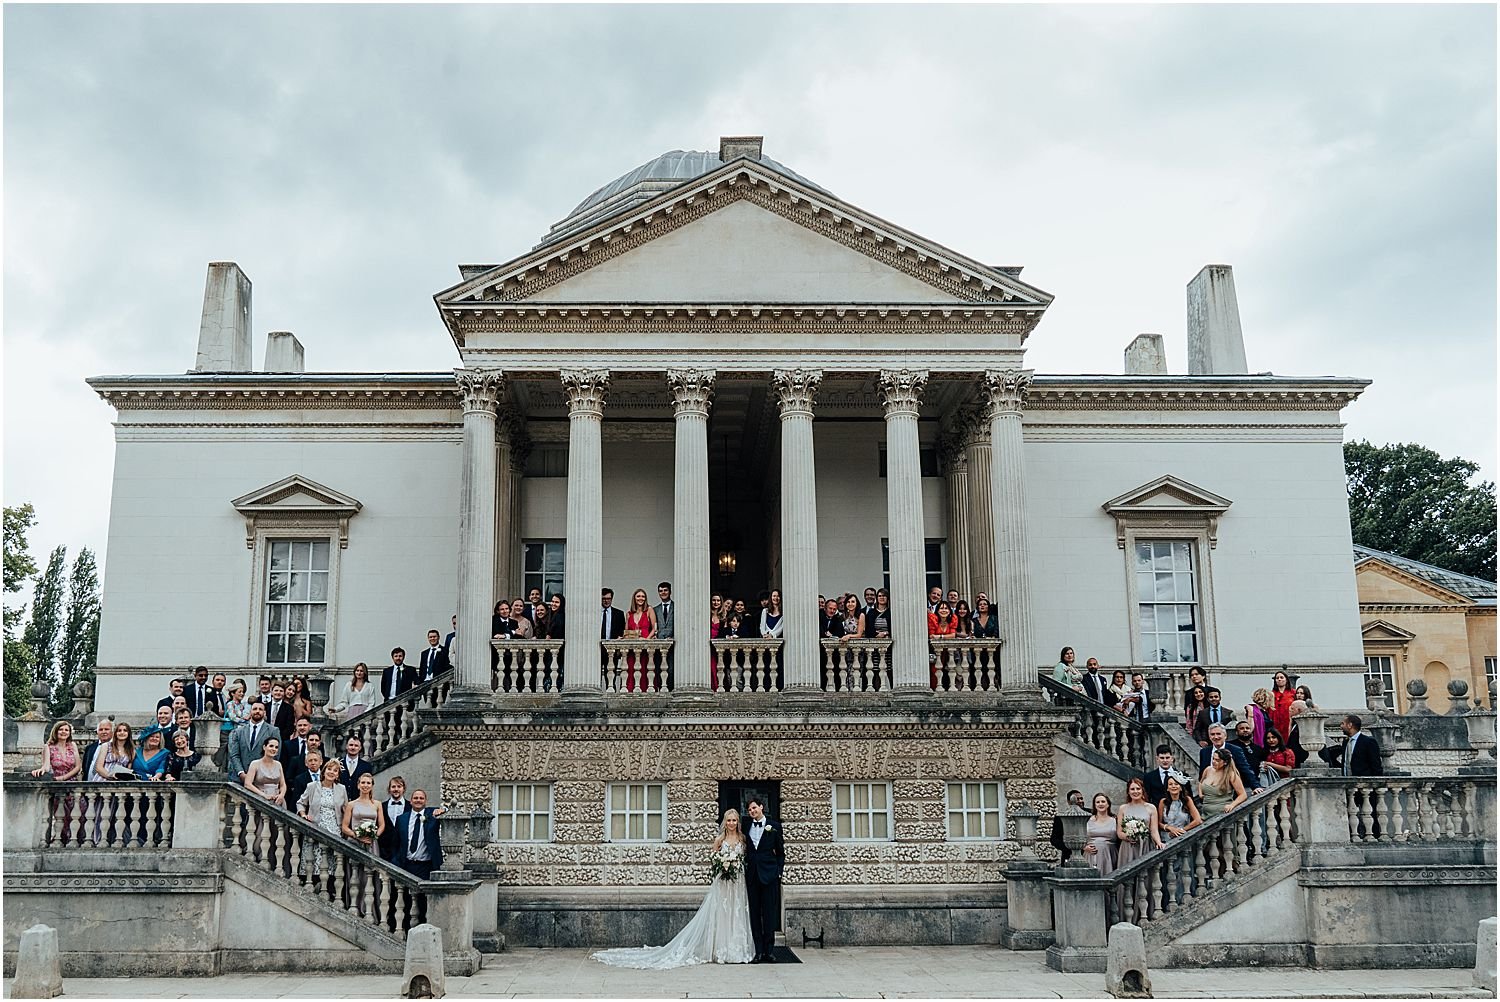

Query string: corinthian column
985 369 1036 693
560 369 610 702
668 369 715 693
493 414 516 603
452 367 505 706
942 435 972 602
964 404 996 601
774 369 822 692
880 369 931 693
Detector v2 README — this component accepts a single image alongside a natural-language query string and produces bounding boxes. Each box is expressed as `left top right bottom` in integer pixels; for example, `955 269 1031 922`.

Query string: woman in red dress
1269 670 1295 742
927 600 958 689
624 587 658 692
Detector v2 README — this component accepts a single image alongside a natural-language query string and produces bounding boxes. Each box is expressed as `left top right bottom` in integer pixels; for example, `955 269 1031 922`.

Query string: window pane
524 544 543 572
497 786 514 811
288 634 309 663
647 815 663 840
835 785 850 811
544 545 565 573
854 814 870 839
1172 541 1192 566
307 635 326 663
1154 572 1175 600
497 816 514 840
610 814 625 840
309 541 330 571
853 785 869 810
1175 605 1196 631
269 572 289 602
873 814 889 839
535 815 550 840
288 605 308 632
266 635 286 663
872 785 887 809
949 815 964 839
835 815 851 839
270 542 291 570
648 785 663 811
983 813 1000 838
309 574 328 602
1134 543 1152 571
289 572 309 602
982 784 999 809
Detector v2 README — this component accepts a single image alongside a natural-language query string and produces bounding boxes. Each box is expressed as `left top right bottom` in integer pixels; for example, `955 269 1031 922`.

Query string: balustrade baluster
1192 841 1208 898
1355 785 1376 841
1438 785 1458 839
1460 783 1477 838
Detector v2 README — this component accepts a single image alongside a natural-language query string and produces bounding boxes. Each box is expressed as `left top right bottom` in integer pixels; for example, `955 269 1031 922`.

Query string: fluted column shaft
453 368 505 704
986 369 1036 692
965 411 996 601
881 370 931 692
493 418 515 602
508 445 527 596
669 370 715 692
943 439 972 601
561 369 610 699
775 369 823 691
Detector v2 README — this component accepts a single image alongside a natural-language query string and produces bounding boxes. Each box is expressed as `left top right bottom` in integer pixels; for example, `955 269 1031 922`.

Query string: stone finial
264 331 305 373
69 680 95 720
196 262 253 372
1053 803 1091 866
1010 801 1040 858
401 923 446 998
1405 678 1434 716
13 924 63 999
719 135 764 162
26 679 50 720
1124 334 1167 375
1186 264 1248 376
1447 679 1473 715
1106 922 1152 998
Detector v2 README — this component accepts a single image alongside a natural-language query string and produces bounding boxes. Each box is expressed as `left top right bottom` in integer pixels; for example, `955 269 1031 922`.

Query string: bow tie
752 820 764 827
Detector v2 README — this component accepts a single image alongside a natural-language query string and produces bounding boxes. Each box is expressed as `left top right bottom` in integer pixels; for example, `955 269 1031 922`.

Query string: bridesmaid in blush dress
1081 793 1119 876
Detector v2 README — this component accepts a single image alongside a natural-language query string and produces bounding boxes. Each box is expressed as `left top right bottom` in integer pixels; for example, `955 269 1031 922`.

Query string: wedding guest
223 680 252 735
953 600 975 638
164 731 201 780
378 776 410 860
820 598 843 638
286 676 314 722
1200 746 1247 816
1233 720 1266 776
1294 684 1315 708
1081 792 1118 876
724 613 747 639
1118 672 1150 721
759 590 784 640
338 736 374 798
152 704 173 733
862 589 892 640
1287 699 1312 767
1052 647 1082 688
971 595 999 639
927 600 958 688
1183 684 1210 735
31 720 81 780
492 600 516 639
1141 745 1177 807
1107 670 1131 709
1050 789 1085 863
132 727 170 781
288 749 324 808
80 718 115 782
92 722 134 781
532 604 550 639
1187 666 1220 697
393 788 445 880
1192 689 1235 746
245 737 287 807
946 588 961 609
1261 728 1296 784
298 759 347 883
927 585 943 613
1157 773 1201 842
1270 670 1295 741
170 707 196 750
839 594 864 640
342 772 385 853
511 597 536 639
861 587 878 617
1245 688 1274 748
620 587 657 692
1200 722 1260 794
1116 777 1164 867
1080 658 1116 706
546 593 567 640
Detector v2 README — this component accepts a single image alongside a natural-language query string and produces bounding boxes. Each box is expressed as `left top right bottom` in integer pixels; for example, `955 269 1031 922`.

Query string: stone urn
1010 801 1040 859
305 674 335 723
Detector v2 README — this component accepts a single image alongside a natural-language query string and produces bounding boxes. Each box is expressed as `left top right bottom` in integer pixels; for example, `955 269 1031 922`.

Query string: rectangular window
264 538 330 665
523 540 566 601
523 446 569 478
1485 657 1497 689
946 781 1006 840
881 539 945 597
1364 655 1396 709
607 782 666 842
492 783 553 841
832 781 892 841
1134 540 1200 664
877 446 940 478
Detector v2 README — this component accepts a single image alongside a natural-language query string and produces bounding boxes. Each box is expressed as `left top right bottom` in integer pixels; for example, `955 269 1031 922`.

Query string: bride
591 808 756 968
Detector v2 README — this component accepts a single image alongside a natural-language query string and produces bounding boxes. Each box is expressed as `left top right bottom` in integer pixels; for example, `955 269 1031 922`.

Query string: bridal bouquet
353 820 379 843
710 847 744 882
1121 817 1150 845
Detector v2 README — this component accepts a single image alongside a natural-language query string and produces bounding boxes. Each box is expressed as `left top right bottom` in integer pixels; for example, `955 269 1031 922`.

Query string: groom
743 796 785 963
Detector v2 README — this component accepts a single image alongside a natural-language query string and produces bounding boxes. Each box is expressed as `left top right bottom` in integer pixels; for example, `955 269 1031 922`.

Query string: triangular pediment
435 158 1053 311
1361 619 1417 643
231 475 362 517
1103 475 1233 516
1355 558 1473 606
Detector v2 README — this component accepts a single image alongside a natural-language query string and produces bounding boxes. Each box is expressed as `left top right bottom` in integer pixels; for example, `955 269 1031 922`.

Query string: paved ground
7 947 1488 999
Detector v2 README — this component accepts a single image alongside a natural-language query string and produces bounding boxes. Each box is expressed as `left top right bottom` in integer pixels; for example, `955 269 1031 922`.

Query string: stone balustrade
711 639 784 692
930 638 1003 692
491 639 565 693
1341 776 1492 843
600 639 675 693
820 639 891 692
327 673 453 767
31 782 177 850
1040 674 1150 770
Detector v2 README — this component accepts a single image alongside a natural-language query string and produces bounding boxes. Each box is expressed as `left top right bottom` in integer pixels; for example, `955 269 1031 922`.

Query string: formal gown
1115 803 1157 868
624 610 654 692
1200 775 1236 814
1084 817 1119 876
591 843 755 968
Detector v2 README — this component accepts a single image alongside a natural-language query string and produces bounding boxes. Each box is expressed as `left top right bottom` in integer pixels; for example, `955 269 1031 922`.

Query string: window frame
831 780 894 842
522 539 567 603
247 526 342 669
1120 529 1218 667
945 780 1007 841
880 539 946 598
1364 655 1397 710
491 782 555 842
605 782 668 843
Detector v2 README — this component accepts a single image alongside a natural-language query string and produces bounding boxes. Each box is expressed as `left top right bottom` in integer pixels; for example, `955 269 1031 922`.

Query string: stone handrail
601 639 675 693
1342 776 1490 843
324 672 453 769
1101 781 1303 931
492 639 565 694
1039 673 1150 771
8 780 178 850
930 638 1003 692
713 639 784 692
221 784 428 941
820 639 891 692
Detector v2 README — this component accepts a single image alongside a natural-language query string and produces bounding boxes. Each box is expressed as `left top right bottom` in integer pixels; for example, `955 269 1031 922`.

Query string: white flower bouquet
1121 817 1150 845
353 820 379 843
710 846 744 882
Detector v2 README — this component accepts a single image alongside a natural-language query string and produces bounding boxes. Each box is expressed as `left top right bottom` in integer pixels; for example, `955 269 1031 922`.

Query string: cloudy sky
4 4 1495 590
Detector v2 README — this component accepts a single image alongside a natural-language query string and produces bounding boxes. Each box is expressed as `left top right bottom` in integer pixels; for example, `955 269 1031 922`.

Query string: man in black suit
1079 658 1118 708
1319 714 1383 777
183 666 222 719
80 718 115 781
1049 789 1085 863
1192 689 1236 746
281 717 315 772
381 648 415 703
378 776 410 861
393 789 445 880
288 749 323 810
418 630 449 684
338 736 374 799
255 675 275 706
265 682 295 743
599 588 626 640
156 678 188 713
1142 746 1177 806
743 796 785 963
443 615 457 662
1199 723 1261 796
1232 720 1265 774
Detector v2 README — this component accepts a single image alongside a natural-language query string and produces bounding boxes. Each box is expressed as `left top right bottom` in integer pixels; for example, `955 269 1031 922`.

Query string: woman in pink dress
709 593 723 691
624 587 658 692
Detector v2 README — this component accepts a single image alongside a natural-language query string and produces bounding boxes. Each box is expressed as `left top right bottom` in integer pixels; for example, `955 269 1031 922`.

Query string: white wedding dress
591 842 756 969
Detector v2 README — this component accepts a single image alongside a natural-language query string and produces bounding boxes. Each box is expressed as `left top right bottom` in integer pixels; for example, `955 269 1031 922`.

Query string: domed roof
537 146 829 249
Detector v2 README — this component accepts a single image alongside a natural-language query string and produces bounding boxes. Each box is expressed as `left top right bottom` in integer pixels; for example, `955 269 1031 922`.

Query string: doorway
718 779 782 823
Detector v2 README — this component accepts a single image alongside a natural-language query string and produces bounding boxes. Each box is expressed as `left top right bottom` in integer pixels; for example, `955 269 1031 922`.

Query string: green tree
1345 440 1497 581
23 545 67 690
53 548 101 717
3 504 39 716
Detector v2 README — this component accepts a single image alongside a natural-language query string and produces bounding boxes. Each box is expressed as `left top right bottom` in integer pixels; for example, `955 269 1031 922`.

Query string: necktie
1344 735 1355 776
196 688 204 716
409 811 423 853
250 724 261 747
603 609 610 638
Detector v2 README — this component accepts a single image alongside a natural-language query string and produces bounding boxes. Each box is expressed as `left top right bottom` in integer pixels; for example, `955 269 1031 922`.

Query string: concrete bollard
401 923 446 998
12 924 63 999
1476 916 1497 994
1106 922 1152 998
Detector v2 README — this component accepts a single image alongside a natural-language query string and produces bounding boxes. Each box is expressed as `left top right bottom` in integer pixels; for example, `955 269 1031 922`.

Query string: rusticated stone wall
435 712 1063 890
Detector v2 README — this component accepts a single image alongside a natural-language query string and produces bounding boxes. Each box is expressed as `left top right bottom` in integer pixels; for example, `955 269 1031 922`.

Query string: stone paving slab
4 947 1488 999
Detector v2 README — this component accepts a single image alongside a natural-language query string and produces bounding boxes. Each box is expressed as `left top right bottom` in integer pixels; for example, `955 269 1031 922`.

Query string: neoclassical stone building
86 136 1375 941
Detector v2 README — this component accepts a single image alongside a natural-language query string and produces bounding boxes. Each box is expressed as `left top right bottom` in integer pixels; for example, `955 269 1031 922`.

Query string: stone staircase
324 672 454 773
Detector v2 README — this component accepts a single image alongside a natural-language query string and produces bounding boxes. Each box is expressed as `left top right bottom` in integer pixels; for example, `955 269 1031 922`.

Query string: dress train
591 870 756 969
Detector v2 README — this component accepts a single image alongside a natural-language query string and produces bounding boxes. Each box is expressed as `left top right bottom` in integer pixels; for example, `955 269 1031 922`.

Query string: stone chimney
1124 333 1167 375
264 331 305 373
719 135 764 162
1186 265 1248 375
195 262 253 371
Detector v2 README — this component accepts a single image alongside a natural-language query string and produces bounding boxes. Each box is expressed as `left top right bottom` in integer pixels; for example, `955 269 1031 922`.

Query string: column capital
455 368 506 415
983 369 1035 418
939 437 969 476
773 368 822 417
878 368 929 418
667 368 717 418
560 368 610 418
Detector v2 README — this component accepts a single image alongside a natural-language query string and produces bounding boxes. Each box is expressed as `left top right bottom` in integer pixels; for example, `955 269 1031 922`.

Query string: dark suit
378 797 409 860
81 740 108 781
338 756 374 799
1079 672 1118 708
1049 810 1073 864
157 694 183 713
393 807 443 880
1319 731 1383 776
418 646 449 684
380 664 415 702
265 701 295 744
744 817 785 960
1192 705 1236 745
288 767 319 809
184 682 222 718
599 606 626 640
280 734 313 772
1200 740 1259 792
443 631 456 660
1142 766 1173 808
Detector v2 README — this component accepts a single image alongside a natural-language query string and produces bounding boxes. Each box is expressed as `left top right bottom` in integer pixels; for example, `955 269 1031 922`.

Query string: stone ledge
1297 864 1497 887
4 872 222 894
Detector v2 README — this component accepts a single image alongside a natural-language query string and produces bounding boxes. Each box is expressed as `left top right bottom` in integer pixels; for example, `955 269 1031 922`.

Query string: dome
537 143 829 249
